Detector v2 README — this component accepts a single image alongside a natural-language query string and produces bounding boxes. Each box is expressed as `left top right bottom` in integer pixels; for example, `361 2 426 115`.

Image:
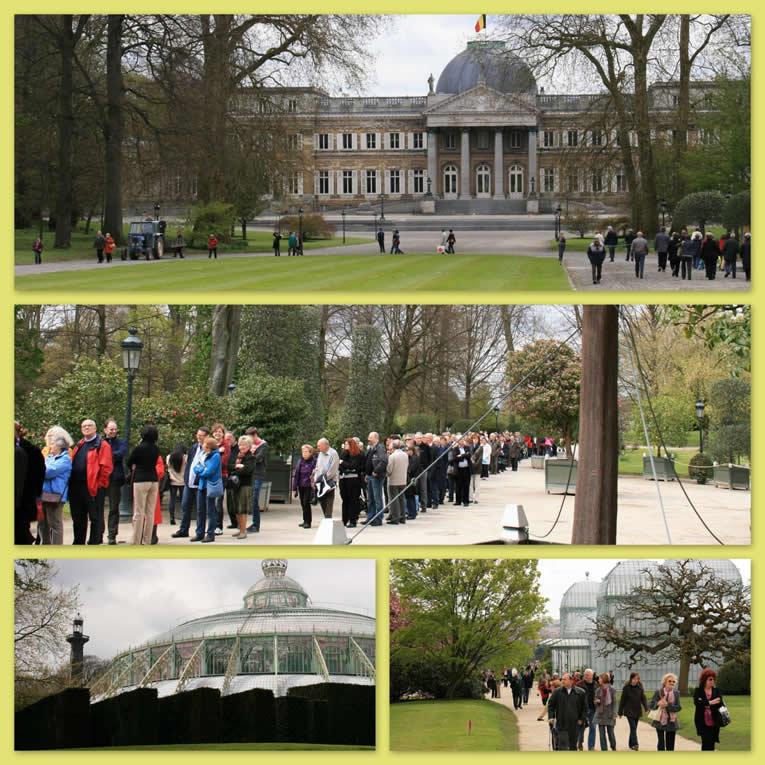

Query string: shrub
687 451 713 484
563 209 598 239
722 190 750 233
402 414 437 434
190 201 235 246
279 212 335 240
716 653 750 694
670 191 725 233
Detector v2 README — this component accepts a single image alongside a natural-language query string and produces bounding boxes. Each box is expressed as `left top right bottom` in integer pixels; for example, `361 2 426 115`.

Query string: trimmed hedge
157 687 221 745
717 653 750 695
220 688 276 743
288 682 375 746
275 696 313 743
310 699 330 744
15 687 91 750
90 687 159 747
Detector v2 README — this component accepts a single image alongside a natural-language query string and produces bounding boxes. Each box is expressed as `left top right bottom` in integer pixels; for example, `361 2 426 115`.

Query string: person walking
104 233 116 264
247 428 268 533
722 232 739 278
126 425 161 545
364 431 387 526
376 228 385 253
576 668 598 750
510 668 523 709
339 437 365 527
668 231 681 277
287 231 297 256
447 229 456 254
557 234 566 264
604 226 618 261
587 236 606 284
272 231 282 256
391 229 403 254
385 439 408 524
548 673 586 751
693 669 725 751
40 436 72 545
701 232 720 280
207 233 219 259
293 444 317 529
312 437 339 519
191 436 223 543
227 435 255 539
594 672 617 751
630 230 649 279
537 673 552 720
741 232 751 281
618 671 649 750
654 227 670 272
165 443 187 525
679 233 696 280
173 231 186 258
649 673 682 751
440 228 448 250
452 440 472 507
624 228 636 261
93 231 106 263
32 236 43 265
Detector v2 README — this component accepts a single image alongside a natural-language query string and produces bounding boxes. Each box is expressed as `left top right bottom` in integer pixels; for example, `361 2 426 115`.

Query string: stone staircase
435 198 528 215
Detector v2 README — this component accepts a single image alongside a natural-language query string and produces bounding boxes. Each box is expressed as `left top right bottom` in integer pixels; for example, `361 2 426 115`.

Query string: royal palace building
222 39 721 214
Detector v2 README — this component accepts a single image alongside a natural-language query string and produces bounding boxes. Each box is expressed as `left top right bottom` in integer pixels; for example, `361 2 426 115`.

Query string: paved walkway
54 459 749 546
564 252 748 291
488 692 698 751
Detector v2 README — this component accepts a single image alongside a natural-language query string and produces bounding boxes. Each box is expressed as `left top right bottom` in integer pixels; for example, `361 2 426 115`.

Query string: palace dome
436 41 537 96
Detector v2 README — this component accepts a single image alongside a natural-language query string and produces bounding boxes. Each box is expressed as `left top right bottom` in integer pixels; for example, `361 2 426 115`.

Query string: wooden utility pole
572 305 619 544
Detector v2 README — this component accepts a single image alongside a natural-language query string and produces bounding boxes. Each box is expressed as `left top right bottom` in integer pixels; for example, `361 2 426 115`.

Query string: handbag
226 474 241 490
647 708 662 723
159 472 170 493
206 477 224 498
41 491 62 504
718 705 731 727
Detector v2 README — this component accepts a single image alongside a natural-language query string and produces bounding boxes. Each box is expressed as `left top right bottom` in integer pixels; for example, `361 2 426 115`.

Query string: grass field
674 694 750 751
16 253 572 292
15 227 366 265
390 699 519 751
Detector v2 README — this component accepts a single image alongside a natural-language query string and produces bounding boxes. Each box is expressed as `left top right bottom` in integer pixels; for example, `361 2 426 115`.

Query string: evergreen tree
339 324 384 441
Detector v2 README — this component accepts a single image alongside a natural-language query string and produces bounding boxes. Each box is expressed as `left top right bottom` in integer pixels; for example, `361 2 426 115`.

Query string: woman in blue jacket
192 436 223 543
41 437 72 545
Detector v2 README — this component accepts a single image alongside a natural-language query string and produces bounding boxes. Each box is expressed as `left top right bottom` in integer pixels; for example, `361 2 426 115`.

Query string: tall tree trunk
678 652 691 695
71 305 82 355
96 305 107 356
103 15 125 244
572 306 619 544
208 305 241 394
165 306 185 391
53 16 77 248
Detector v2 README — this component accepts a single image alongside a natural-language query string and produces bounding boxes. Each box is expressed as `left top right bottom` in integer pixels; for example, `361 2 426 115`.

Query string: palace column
427 129 438 197
526 127 539 213
459 128 471 199
493 129 504 198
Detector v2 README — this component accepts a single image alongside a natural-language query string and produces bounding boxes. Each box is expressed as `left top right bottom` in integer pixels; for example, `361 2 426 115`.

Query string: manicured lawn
16 253 572 292
619 447 699 476
390 699 519 751
15 226 365 265
675 694 750 751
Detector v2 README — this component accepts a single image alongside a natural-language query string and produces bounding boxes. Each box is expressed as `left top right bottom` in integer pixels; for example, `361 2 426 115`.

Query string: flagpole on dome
475 14 487 34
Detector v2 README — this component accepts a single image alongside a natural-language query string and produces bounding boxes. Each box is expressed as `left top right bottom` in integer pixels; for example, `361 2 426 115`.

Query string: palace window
366 133 376 149
476 164 491 194
342 170 354 194
543 130 556 148
509 130 522 149
567 174 579 193
287 98 298 113
287 134 300 151
287 172 300 195
389 169 401 193
592 172 604 193
508 164 524 194
567 130 578 147
342 133 353 150
412 132 424 149
318 133 329 150
444 133 456 150
477 131 489 150
366 169 377 194
443 164 458 194
615 172 628 192
413 169 424 193
317 170 329 195
591 130 604 147
389 132 400 150
542 167 555 193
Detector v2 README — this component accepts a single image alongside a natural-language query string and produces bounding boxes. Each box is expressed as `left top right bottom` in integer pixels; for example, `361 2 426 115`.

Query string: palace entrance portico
425 83 540 212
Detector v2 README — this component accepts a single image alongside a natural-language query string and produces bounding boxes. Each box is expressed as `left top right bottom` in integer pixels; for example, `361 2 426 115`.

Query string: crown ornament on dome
262 559 289 578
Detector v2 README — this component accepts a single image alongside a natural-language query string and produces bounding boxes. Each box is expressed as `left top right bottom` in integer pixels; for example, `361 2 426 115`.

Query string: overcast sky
43 559 375 660
540 559 751 620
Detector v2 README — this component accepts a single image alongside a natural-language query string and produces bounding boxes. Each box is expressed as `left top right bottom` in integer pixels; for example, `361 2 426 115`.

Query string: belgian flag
475 14 487 33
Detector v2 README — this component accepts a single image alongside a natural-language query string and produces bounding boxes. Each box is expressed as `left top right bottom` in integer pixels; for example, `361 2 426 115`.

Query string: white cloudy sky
42 559 375 660
540 559 751 620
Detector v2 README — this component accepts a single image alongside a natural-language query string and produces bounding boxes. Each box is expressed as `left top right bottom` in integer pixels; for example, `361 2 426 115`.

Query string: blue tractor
126 219 166 260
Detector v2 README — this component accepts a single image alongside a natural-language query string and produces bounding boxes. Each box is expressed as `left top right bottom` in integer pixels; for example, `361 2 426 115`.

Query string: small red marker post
468 719 473 735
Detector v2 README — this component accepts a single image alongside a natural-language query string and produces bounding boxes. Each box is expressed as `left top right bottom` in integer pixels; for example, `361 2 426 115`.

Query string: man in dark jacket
741 232 751 281
576 668 598 750
103 419 127 545
548 673 586 751
722 232 739 278
604 226 618 262
376 229 385 253
654 228 670 272
414 433 431 511
15 422 45 545
172 426 209 538
247 428 268 533
364 432 387 525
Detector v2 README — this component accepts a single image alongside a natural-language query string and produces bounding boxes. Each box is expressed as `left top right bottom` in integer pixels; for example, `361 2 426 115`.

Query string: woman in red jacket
207 233 219 259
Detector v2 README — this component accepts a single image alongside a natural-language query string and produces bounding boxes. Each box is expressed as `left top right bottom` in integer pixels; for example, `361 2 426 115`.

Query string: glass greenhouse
90 560 375 701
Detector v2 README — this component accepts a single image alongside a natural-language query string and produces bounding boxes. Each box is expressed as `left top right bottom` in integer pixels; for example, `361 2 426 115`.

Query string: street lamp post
341 207 346 244
153 201 161 221
120 328 143 517
695 399 705 453
659 199 668 229
493 405 500 432
373 211 378 237
379 193 386 221
554 204 562 240
298 207 304 246
426 176 432 197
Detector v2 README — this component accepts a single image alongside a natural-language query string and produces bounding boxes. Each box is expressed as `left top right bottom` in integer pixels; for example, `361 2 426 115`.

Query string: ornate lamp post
554 204 562 240
695 399 706 453
341 207 346 244
298 207 304 244
493 405 500 432
426 176 433 197
379 192 386 221
120 328 143 516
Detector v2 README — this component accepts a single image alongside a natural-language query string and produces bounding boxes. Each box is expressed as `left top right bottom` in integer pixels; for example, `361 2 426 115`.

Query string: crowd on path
484 665 730 752
15 418 563 545
558 226 751 285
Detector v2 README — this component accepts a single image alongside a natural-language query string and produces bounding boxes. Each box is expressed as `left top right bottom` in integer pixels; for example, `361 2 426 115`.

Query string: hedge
90 687 159 747
220 687 275 743
157 687 221 745
15 687 91 750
